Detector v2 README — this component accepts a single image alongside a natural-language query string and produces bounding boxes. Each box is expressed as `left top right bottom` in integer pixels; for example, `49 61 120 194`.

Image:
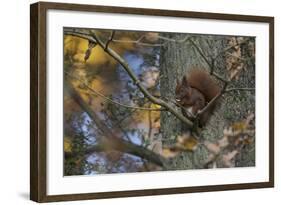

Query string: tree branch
196 86 255 124
188 37 255 122
64 29 254 130
111 34 191 47
214 38 251 60
104 31 115 50
188 38 230 83
197 82 228 118
64 29 194 128
65 71 164 111
65 30 97 43
113 39 164 47
224 87 255 93
65 78 165 166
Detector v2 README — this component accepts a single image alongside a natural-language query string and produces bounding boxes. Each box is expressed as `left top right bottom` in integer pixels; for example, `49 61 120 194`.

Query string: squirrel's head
175 76 191 105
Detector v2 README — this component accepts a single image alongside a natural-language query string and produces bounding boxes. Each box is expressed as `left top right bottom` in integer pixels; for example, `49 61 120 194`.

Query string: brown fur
175 68 221 126
186 68 220 102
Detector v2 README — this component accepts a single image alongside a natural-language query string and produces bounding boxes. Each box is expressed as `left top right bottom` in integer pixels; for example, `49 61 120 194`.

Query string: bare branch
147 103 153 139
189 38 212 68
188 37 255 131
212 72 230 83
195 84 255 124
64 29 253 130
214 38 251 60
111 34 191 47
65 71 164 111
197 82 228 118
112 39 164 47
64 29 97 43
64 29 194 127
65 79 165 166
112 109 137 128
158 35 191 43
188 38 230 83
93 31 193 127
225 87 255 93
104 31 115 50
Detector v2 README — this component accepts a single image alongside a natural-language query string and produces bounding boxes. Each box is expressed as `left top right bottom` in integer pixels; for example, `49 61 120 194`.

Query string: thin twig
65 71 164 111
112 39 164 47
210 58 215 75
105 109 132 143
66 80 165 166
188 38 230 83
105 31 115 50
111 34 191 47
197 82 254 124
188 38 212 68
158 35 191 43
225 52 254 62
111 109 137 128
86 30 194 128
212 72 230 84
188 38 254 124
214 38 251 60
148 103 152 139
197 82 228 118
225 87 255 93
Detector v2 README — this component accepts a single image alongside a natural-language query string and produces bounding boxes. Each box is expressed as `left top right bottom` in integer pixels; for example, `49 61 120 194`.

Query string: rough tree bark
160 34 228 169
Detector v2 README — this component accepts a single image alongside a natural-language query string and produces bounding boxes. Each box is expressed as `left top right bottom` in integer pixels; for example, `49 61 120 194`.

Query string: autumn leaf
217 136 229 148
145 32 159 42
226 37 246 80
222 150 238 167
64 136 72 153
161 134 199 158
232 122 247 131
204 141 220 155
245 113 255 126
204 113 255 168
84 41 96 62
177 134 198 151
162 147 180 158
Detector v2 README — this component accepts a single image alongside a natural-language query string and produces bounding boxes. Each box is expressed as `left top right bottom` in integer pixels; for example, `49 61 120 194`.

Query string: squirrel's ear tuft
182 76 188 85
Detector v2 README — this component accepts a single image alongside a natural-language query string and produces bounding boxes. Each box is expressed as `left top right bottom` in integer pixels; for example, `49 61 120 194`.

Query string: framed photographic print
30 1 274 202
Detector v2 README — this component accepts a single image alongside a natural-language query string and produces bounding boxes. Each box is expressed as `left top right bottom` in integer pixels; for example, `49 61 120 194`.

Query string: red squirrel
175 68 221 126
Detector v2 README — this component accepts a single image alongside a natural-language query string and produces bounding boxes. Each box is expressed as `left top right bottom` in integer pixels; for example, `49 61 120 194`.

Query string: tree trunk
159 34 227 170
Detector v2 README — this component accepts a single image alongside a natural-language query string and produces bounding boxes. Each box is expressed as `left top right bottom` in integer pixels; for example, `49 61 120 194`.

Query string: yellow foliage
162 147 180 158
64 36 80 55
150 104 161 109
176 134 198 151
64 34 136 67
179 136 198 151
64 137 72 153
231 122 247 131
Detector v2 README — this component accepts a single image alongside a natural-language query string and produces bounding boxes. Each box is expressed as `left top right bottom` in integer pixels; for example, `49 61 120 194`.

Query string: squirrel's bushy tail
187 68 221 102
187 68 221 126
